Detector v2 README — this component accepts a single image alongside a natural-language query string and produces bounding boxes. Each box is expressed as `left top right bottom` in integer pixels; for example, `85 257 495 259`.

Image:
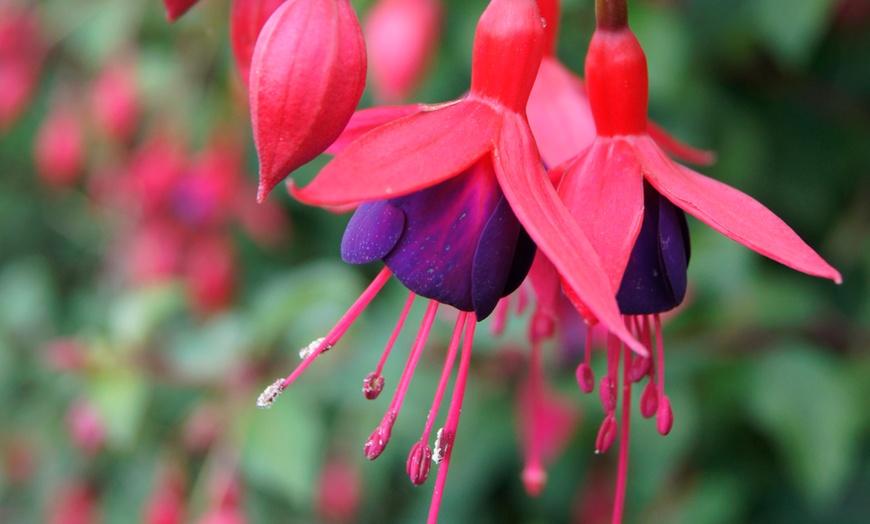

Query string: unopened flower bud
405 441 432 485
594 415 618 454
362 372 385 400
639 380 658 419
575 362 595 393
656 395 673 436
599 375 617 412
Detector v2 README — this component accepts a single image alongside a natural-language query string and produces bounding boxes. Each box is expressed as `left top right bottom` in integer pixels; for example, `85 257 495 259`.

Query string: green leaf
746 344 862 508
752 0 836 68
86 369 150 450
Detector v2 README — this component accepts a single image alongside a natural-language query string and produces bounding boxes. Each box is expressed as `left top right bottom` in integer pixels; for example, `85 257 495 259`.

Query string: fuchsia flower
89 56 141 143
364 0 442 104
258 1 649 521
546 0 842 520
0 2 45 132
34 98 85 187
250 0 367 202
229 0 285 88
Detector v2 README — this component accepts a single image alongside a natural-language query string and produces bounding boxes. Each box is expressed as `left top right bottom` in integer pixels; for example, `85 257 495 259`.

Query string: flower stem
612 340 633 524
594 0 628 30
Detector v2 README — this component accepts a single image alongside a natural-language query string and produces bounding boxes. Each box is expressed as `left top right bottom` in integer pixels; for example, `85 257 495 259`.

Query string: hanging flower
258 1 647 522
548 0 842 520
229 0 285 88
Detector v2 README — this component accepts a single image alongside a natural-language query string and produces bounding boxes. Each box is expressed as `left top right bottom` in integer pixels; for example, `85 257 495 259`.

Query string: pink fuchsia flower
163 0 202 22
551 0 842 520
260 1 644 522
33 98 85 187
364 0 442 104
251 0 366 202
0 2 45 132
229 0 285 89
528 0 714 169
89 55 141 143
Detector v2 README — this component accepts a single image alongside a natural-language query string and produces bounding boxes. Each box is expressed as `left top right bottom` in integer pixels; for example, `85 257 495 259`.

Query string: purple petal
341 201 405 264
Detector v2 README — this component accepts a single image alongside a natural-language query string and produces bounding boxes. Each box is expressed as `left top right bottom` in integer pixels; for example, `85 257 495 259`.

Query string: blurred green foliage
1 0 869 523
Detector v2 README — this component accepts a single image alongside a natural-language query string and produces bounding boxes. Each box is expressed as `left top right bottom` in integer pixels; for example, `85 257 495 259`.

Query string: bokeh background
1 0 869 522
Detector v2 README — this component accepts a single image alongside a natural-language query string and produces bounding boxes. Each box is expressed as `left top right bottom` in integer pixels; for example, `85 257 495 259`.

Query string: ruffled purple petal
616 182 690 314
341 201 405 264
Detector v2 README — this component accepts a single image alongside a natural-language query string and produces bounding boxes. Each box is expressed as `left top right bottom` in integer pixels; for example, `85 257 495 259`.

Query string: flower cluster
161 0 843 521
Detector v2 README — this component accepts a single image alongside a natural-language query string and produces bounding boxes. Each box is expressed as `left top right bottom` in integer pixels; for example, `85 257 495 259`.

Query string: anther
299 337 332 359
599 375 617 412
362 372 385 400
256 378 285 409
594 414 618 454
406 441 433 485
639 380 658 419
575 362 595 393
656 395 673 436
432 427 452 464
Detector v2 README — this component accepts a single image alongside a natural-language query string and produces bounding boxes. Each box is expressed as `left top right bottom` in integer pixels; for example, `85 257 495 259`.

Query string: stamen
653 314 673 436
419 313 468 446
256 378 284 409
594 414 618 454
515 285 529 315
639 380 658 419
362 292 416 400
432 427 450 464
490 297 510 336
299 337 330 359
521 340 547 496
427 314 477 524
575 324 596 393
277 267 393 391
612 341 634 524
365 300 439 460
406 441 433 485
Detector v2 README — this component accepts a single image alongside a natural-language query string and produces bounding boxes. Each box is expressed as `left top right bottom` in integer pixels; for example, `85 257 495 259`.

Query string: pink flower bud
0 5 44 131
90 58 140 142
364 0 441 104
316 457 361 522
575 362 595 393
362 372 385 400
34 103 84 187
66 400 105 456
250 0 366 202
639 380 659 419
230 0 285 88
405 441 432 485
656 395 674 436
598 375 616 412
163 0 201 22
594 414 618 454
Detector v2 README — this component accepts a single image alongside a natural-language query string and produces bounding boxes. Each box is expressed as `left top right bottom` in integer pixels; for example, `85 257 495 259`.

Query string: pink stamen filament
374 291 417 376
522 339 546 495
427 314 477 524
612 340 633 524
654 314 665 392
280 267 392 390
490 297 510 336
384 300 440 428
419 312 468 444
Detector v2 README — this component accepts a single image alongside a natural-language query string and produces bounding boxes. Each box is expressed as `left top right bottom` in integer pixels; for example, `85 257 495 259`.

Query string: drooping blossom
548 0 842 520
258 1 646 522
364 0 442 104
251 0 367 202
229 0 285 88
89 56 141 142
0 2 45 131
33 98 85 187
527 0 714 169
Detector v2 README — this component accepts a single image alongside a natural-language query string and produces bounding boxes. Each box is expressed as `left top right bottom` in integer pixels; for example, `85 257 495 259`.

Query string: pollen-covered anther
575 362 595 394
599 375 617 412
406 441 433 485
364 412 396 460
656 395 674 435
639 380 659 419
432 427 452 464
595 414 618 454
299 337 331 359
256 378 285 409
362 372 386 400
